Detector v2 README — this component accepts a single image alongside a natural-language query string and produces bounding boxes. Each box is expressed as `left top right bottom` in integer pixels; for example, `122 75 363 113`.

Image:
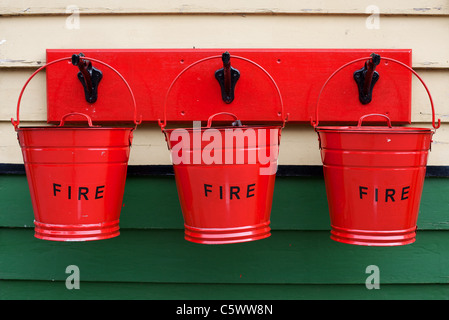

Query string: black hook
71 53 102 103
353 53 381 104
215 51 240 104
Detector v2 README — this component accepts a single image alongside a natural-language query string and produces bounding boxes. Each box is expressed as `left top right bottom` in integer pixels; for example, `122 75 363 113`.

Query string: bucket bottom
330 225 416 246
184 221 271 244
34 220 120 242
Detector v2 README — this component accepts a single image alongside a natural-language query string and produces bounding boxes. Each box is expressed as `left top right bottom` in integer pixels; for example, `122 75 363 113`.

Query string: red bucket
159 55 286 244
312 56 440 246
11 56 141 241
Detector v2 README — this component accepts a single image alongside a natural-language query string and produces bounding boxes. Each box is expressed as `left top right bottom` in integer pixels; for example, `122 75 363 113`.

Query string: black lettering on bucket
204 184 213 197
358 185 411 203
247 184 256 198
53 183 61 196
359 186 368 200
203 183 256 200
78 187 89 200
385 189 395 202
401 186 410 200
230 186 240 200
95 186 105 199
52 183 105 200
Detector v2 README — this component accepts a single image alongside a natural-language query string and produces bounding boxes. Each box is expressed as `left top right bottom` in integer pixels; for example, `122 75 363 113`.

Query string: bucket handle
11 56 142 131
311 55 441 130
357 113 392 128
58 112 99 128
157 54 287 131
206 112 241 128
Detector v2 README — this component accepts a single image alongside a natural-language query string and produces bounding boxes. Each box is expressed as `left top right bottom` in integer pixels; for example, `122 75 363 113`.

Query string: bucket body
316 126 433 246
18 126 132 241
164 125 281 244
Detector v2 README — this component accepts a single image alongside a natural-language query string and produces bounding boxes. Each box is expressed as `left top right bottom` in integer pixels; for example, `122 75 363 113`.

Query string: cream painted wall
1 1 448 166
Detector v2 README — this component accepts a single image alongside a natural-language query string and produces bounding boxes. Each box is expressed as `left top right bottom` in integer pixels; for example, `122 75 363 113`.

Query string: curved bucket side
18 127 133 241
164 124 281 244
317 127 433 246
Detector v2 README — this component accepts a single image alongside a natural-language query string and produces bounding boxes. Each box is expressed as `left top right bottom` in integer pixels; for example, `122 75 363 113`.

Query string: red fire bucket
312 56 440 246
159 55 286 244
11 56 141 241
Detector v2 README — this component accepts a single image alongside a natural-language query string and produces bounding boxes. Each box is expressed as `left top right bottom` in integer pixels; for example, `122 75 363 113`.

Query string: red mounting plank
46 49 411 125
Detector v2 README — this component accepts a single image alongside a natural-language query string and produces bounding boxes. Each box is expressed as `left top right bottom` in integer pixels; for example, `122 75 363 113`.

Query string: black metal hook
215 51 240 104
353 53 381 104
71 53 103 103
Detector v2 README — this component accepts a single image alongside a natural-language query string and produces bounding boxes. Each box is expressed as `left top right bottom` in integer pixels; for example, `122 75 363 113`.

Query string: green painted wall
1 174 449 300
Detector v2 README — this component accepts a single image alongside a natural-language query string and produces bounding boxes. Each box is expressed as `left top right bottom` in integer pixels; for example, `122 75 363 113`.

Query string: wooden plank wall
1 1 449 166
1 1 449 300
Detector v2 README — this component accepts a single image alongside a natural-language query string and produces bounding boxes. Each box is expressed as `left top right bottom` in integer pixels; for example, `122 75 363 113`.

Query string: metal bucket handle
58 112 99 128
311 56 441 130
357 113 392 128
206 112 241 128
11 56 142 131
158 54 287 132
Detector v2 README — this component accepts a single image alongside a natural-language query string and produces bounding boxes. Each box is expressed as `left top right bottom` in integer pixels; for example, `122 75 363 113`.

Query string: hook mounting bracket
353 53 381 105
72 53 103 103
215 51 240 104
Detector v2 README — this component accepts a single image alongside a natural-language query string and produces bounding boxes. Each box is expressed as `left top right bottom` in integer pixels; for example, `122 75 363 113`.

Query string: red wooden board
46 49 411 125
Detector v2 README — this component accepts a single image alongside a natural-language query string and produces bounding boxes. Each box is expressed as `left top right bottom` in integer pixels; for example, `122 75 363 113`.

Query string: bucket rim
315 126 433 134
